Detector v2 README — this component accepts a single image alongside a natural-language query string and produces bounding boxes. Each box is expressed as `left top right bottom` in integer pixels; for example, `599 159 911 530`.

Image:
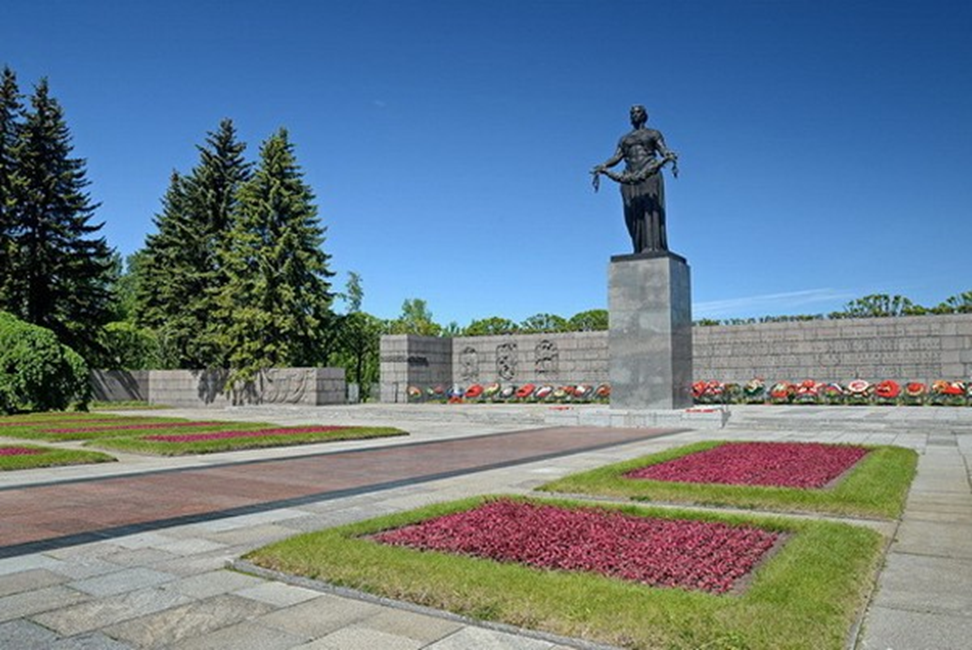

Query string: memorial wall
380 314 972 403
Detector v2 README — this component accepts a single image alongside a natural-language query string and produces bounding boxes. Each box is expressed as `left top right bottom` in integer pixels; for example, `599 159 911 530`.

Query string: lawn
0 412 408 455
245 495 884 650
0 444 115 471
86 424 407 455
0 412 236 441
537 441 918 519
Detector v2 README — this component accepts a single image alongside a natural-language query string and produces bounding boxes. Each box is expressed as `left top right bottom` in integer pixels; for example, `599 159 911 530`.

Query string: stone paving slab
30 587 192 636
0 584 90 622
168 620 307 650
255 593 385 638
860 606 972 650
103 593 275 648
873 553 972 617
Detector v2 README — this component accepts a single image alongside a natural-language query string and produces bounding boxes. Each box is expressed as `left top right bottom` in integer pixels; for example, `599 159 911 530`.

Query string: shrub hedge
0 312 91 413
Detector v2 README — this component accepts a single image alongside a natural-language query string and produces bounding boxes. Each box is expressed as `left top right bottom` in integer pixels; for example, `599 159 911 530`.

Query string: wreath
465 384 484 399
515 384 536 399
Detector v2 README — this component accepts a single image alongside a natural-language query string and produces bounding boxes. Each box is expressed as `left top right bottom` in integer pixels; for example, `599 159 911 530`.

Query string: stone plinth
609 251 693 409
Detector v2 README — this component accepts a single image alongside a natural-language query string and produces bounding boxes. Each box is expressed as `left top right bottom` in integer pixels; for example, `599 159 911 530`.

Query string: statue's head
629 105 648 127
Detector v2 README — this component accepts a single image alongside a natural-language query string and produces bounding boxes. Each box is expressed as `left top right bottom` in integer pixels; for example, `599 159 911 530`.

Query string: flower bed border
244 495 883 650
538 441 917 519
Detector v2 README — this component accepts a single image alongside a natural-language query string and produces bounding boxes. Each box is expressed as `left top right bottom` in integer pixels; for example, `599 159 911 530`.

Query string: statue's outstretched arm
592 146 624 174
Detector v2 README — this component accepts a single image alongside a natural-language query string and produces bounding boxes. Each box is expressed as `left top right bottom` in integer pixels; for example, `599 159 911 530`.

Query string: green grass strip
86 426 407 455
0 444 116 471
2 416 265 442
537 441 917 519
245 494 883 650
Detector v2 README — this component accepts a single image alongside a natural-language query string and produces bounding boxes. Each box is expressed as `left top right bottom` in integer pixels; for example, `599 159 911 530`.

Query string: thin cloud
694 288 856 319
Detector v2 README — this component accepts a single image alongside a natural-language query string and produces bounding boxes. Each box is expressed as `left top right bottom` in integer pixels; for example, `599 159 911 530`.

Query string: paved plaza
1 404 970 649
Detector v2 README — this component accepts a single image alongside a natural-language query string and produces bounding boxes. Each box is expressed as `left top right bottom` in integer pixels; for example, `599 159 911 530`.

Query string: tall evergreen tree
134 119 250 368
7 78 114 360
0 67 23 305
213 128 334 384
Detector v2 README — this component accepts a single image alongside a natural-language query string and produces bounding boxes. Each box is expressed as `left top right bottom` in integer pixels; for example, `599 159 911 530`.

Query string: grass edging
0 445 116 471
536 441 918 519
244 494 884 650
85 426 407 455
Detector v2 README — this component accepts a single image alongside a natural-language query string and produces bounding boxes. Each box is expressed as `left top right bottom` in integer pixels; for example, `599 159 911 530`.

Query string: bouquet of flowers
930 380 966 406
572 385 593 401
769 381 795 404
794 380 822 404
845 379 872 405
594 384 611 402
743 378 766 404
407 385 423 402
903 382 926 406
821 383 845 405
874 380 901 405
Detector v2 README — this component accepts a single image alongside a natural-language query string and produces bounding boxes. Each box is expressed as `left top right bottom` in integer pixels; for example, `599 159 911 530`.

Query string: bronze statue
592 105 678 253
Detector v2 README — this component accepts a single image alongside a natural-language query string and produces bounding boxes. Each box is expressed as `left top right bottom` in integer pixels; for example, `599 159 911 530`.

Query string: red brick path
1 426 677 555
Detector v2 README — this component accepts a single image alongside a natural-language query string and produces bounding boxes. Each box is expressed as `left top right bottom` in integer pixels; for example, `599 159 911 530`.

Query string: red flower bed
142 425 347 443
625 442 869 489
44 421 222 434
373 500 778 594
0 446 47 456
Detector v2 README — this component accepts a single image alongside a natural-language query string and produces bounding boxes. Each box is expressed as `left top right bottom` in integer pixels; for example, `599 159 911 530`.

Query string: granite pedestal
608 251 693 409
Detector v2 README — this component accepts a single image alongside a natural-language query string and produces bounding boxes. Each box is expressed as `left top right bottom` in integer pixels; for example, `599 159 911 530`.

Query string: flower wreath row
407 383 611 403
693 378 971 406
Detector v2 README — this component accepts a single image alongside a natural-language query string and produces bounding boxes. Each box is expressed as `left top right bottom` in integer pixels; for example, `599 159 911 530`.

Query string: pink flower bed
0 446 46 456
142 426 348 443
625 442 869 489
43 421 222 434
373 500 779 594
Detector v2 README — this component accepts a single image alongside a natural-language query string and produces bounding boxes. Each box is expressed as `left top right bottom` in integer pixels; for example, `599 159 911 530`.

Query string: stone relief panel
459 346 479 381
496 342 518 381
535 339 559 376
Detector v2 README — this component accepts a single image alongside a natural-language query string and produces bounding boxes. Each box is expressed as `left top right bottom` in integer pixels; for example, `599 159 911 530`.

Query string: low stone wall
379 314 972 402
149 368 346 407
91 368 346 407
90 370 150 402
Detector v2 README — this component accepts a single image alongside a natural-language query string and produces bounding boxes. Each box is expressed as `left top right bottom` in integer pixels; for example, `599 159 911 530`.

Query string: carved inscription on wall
535 339 559 376
459 346 479 381
496 343 518 381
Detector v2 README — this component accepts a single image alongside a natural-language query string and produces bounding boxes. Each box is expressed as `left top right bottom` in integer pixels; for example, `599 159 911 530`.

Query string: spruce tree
134 119 250 368
0 67 22 306
7 78 114 360
213 128 334 384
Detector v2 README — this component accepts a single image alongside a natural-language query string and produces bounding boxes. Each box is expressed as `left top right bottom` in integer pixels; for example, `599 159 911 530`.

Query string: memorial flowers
742 378 766 404
464 384 484 399
821 383 845 405
794 380 822 404
930 380 966 406
845 379 872 405
903 382 926 405
874 380 901 405
769 382 794 404
515 384 536 400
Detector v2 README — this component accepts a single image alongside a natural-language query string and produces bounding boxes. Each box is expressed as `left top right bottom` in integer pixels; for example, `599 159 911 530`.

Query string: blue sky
3 0 970 325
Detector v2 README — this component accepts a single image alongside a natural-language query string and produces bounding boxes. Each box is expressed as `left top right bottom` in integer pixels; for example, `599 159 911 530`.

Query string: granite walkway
0 404 968 649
